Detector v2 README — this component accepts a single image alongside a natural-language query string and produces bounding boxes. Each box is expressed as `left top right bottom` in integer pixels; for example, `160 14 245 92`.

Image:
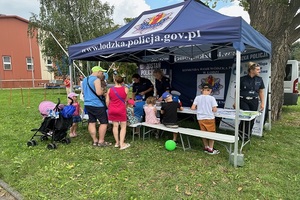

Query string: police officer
153 69 171 99
131 73 154 101
238 62 265 140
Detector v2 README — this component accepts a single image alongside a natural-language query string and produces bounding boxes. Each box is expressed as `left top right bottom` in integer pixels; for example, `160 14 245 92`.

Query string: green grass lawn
0 88 299 199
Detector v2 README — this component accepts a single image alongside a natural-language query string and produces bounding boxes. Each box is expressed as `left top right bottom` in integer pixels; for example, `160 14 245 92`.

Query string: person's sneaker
203 147 209 152
206 148 220 155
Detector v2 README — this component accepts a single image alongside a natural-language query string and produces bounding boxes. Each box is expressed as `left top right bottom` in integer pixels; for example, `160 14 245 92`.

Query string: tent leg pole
234 50 241 168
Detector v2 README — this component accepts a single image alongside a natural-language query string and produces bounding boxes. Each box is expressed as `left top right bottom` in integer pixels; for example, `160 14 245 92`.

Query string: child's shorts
73 116 82 123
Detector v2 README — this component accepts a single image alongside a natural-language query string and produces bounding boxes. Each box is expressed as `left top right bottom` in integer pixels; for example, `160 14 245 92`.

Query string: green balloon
165 140 176 151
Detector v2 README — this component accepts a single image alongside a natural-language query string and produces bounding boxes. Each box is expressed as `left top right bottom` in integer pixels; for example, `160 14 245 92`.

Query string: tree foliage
206 0 300 121
246 0 299 121
28 0 117 63
28 0 139 82
291 42 300 60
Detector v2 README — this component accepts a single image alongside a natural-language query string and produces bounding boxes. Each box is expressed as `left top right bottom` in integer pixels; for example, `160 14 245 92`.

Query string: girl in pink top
68 92 83 138
144 97 160 124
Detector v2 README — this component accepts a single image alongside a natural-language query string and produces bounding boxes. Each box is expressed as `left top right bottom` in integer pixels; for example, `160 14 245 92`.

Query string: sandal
120 143 131 150
70 133 77 138
114 144 120 148
92 142 98 147
97 141 112 147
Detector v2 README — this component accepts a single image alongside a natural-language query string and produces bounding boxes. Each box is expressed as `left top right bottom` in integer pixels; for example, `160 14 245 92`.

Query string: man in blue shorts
82 66 112 147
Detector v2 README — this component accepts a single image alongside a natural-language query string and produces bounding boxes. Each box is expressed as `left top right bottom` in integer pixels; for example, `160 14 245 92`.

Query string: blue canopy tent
68 0 271 167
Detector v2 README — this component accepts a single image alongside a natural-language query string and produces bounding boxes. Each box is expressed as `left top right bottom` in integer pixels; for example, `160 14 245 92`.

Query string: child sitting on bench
144 96 160 139
160 92 183 142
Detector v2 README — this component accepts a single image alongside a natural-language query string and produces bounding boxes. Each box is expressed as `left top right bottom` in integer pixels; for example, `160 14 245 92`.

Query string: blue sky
0 0 248 24
145 0 183 9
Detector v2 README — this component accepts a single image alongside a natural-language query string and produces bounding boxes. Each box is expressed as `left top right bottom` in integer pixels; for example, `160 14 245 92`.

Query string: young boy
160 91 183 142
191 83 219 155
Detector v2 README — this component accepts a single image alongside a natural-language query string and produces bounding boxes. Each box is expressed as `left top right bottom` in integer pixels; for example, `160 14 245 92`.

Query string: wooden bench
177 127 236 158
81 115 142 141
128 123 143 141
141 123 179 141
138 123 236 160
107 121 142 142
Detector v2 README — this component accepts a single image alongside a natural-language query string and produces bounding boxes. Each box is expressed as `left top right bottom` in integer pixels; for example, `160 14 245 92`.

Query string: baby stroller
27 98 75 149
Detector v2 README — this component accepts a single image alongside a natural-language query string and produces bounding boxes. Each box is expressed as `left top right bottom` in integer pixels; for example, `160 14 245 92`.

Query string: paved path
0 186 16 200
0 180 22 200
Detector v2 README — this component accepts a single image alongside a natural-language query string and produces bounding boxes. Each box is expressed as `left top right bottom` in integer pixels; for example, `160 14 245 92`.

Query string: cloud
100 0 150 25
0 0 39 20
0 0 151 24
0 0 249 26
217 1 250 23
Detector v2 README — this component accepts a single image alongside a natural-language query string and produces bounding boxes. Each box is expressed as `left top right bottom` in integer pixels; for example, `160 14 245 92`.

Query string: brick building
0 15 53 88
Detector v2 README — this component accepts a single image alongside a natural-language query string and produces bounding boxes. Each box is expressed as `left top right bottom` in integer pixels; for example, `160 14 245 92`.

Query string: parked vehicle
283 60 299 105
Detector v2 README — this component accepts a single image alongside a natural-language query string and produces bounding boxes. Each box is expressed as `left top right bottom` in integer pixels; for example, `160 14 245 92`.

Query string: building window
46 58 52 66
26 57 33 70
45 57 54 72
3 56 11 70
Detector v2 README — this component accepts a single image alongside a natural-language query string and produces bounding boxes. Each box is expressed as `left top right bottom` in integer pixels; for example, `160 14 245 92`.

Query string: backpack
61 105 76 118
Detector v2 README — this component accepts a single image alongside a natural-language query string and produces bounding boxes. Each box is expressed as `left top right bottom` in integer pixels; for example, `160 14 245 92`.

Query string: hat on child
68 92 79 98
127 99 135 106
92 66 107 72
162 91 171 100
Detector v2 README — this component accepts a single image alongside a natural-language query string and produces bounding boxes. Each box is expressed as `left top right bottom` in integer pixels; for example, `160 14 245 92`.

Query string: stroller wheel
40 135 49 141
27 140 37 147
47 143 57 149
61 138 71 144
66 138 71 144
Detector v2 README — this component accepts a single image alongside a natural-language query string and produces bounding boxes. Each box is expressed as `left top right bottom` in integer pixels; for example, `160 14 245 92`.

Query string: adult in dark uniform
236 62 265 140
153 69 171 99
131 74 154 101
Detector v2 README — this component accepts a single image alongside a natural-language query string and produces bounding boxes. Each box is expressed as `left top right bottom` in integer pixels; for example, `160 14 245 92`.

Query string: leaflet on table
216 109 259 119
239 110 260 119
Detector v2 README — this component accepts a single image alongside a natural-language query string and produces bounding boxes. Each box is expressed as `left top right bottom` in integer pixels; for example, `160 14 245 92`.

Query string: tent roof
68 0 271 62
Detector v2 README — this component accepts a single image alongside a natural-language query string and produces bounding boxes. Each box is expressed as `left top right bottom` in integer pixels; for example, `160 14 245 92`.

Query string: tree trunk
269 36 290 120
247 0 293 121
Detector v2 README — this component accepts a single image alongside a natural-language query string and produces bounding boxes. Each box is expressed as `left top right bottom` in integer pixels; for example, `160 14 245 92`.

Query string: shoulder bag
87 76 107 110
111 86 125 104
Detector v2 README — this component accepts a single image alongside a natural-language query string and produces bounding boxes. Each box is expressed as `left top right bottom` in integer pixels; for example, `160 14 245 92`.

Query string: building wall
40 52 54 84
0 15 48 88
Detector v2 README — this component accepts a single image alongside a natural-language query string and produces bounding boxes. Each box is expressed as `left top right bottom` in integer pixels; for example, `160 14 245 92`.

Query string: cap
68 92 79 98
127 99 135 106
162 91 171 100
201 83 212 89
171 90 181 96
135 94 143 101
92 66 107 73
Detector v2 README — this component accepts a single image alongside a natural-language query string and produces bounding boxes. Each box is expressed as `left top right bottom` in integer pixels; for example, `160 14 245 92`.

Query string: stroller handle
54 98 61 111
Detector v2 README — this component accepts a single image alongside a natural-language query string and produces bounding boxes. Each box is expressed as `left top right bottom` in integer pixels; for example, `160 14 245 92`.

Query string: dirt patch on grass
280 112 300 127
